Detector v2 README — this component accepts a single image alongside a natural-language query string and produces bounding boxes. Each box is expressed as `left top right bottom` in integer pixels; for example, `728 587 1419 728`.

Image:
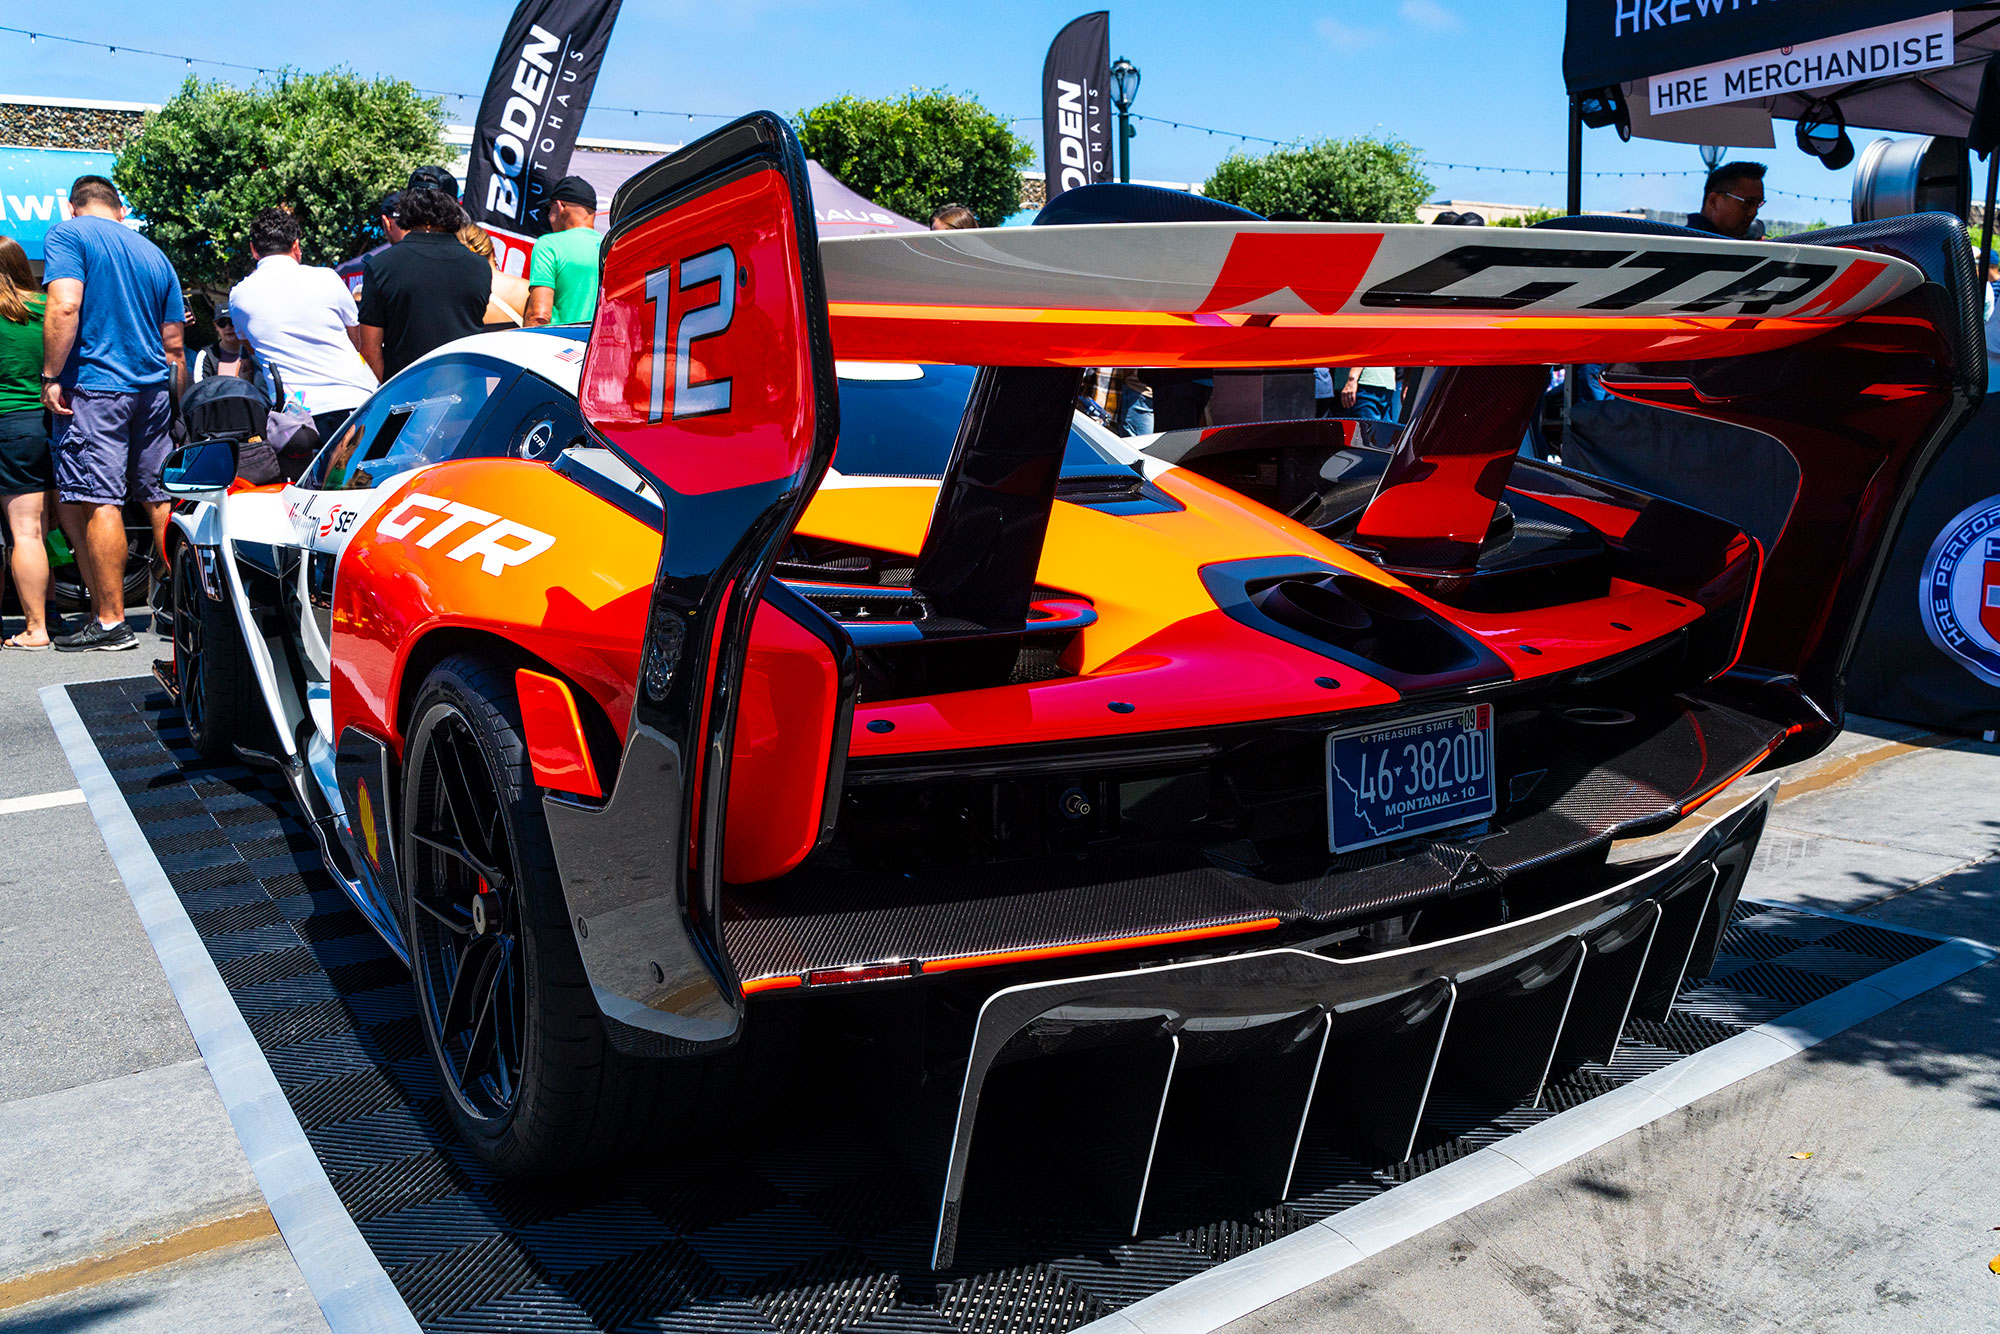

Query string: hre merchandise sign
1651 12 1953 114
1563 0 1944 93
1041 11 1111 202
463 0 624 240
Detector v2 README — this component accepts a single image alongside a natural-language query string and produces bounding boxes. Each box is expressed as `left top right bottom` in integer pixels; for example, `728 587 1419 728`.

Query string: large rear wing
820 201 1979 749
819 218 1924 368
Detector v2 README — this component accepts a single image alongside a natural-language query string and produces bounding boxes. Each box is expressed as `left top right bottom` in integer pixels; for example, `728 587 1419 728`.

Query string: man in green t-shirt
525 176 603 327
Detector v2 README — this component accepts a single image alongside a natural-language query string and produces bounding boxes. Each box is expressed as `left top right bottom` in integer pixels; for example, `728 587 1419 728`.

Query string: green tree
115 72 445 296
1203 136 1431 223
795 89 1033 228
1494 207 1564 228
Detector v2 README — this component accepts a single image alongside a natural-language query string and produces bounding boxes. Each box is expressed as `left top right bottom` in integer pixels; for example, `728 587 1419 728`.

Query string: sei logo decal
319 504 358 538
644 245 736 423
376 494 555 576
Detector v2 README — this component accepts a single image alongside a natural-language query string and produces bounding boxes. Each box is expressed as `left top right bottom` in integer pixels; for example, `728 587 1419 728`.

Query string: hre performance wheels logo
1920 495 2000 687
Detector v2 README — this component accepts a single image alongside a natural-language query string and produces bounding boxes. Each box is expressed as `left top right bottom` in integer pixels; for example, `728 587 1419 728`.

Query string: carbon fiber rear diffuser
69 678 1960 1333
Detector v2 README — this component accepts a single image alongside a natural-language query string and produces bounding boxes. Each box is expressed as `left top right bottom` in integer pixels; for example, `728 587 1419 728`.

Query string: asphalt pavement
0 612 327 1332
1 606 1994 1333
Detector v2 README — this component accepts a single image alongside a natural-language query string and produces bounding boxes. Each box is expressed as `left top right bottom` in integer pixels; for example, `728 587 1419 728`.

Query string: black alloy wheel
170 544 257 762
399 653 758 1176
171 553 208 742
406 699 528 1124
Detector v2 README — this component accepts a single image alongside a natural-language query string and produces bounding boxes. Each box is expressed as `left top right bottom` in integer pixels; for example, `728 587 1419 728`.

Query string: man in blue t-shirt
39 175 185 652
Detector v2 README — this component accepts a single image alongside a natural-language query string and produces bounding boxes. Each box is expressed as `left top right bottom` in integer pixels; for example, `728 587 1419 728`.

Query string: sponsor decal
318 503 358 539
1650 13 1953 115
375 494 556 576
1357 242 1844 317
644 246 737 422
1919 495 2000 688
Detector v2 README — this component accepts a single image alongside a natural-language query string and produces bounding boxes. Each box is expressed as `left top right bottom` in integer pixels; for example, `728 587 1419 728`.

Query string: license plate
1327 705 1496 853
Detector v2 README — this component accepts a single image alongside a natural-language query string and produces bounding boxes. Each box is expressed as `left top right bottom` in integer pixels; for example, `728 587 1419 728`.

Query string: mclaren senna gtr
157 114 1981 1267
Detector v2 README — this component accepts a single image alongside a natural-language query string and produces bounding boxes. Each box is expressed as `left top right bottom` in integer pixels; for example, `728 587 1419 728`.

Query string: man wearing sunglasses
1688 160 1766 240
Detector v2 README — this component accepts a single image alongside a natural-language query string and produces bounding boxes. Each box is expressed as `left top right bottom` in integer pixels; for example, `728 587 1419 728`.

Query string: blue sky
9 1 1881 225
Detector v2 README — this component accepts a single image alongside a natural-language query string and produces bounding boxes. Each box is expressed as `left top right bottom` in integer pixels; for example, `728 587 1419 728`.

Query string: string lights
1 23 1852 205
0 25 728 121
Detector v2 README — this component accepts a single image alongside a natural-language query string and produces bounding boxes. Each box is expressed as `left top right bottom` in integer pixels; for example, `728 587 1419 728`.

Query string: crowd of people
0 167 605 651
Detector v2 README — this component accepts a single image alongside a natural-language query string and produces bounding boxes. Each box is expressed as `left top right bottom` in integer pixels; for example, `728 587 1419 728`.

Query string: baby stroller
177 364 322 486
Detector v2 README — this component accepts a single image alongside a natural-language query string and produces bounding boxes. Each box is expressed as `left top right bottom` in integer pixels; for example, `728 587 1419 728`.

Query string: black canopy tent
1562 4 2000 211
1556 2 2000 735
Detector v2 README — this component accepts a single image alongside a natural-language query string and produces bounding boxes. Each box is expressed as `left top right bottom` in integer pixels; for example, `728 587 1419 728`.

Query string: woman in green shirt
0 235 55 648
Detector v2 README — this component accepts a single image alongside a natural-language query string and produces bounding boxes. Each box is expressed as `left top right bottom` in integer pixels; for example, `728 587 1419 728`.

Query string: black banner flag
463 0 624 252
1042 12 1111 203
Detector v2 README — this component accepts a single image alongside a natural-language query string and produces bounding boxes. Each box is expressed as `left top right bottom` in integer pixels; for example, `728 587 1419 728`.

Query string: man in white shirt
228 207 378 444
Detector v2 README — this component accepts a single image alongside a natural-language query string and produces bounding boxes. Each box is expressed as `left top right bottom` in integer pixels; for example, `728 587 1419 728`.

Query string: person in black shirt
354 188 491 380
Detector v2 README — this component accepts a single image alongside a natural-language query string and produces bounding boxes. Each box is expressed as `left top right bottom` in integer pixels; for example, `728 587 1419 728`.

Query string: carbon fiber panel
725 846 1280 979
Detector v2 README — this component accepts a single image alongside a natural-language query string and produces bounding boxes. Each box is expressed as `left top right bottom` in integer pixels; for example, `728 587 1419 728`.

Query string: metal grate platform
69 677 1950 1333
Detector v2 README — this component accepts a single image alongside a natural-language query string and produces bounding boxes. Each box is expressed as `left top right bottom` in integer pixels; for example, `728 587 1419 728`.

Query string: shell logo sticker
1919 495 2000 687
375 493 555 576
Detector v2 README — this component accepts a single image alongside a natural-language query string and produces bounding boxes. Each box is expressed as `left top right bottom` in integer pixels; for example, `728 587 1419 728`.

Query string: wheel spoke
412 893 473 936
492 941 518 1101
440 934 497 1040
411 829 507 890
433 728 502 874
460 944 508 1083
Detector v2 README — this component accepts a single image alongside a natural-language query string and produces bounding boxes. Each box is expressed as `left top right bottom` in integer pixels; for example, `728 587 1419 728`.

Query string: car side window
302 356 521 492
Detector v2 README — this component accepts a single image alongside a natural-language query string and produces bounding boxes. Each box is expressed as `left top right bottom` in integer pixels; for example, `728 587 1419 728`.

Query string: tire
48 523 152 615
401 652 729 1175
171 545 261 762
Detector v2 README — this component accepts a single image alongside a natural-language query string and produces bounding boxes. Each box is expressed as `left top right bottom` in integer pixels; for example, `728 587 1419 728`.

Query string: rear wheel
171 545 260 762
401 653 726 1175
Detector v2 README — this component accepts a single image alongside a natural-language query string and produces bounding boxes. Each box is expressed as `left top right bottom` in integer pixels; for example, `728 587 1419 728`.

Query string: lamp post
1111 57 1141 184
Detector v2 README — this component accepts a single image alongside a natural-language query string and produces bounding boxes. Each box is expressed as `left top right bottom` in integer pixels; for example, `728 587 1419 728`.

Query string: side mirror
161 440 239 497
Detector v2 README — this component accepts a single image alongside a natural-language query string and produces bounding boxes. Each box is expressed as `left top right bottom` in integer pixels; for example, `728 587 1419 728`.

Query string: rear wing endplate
543 112 840 1052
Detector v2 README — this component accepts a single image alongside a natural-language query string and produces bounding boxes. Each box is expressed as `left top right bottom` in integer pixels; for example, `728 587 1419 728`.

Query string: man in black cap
354 186 489 379
336 191 404 301
525 175 603 327
408 164 459 198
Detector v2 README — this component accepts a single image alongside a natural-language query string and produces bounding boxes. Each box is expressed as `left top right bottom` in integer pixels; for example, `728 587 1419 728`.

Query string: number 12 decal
644 245 736 423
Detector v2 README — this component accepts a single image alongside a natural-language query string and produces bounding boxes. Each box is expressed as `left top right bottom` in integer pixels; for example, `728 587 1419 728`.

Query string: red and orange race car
159 114 1980 1266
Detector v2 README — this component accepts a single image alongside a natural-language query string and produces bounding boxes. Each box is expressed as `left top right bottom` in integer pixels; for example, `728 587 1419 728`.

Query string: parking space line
1082 903 1997 1334
41 684 419 1334
0 1207 278 1313
1773 734 1953 803
0 788 86 816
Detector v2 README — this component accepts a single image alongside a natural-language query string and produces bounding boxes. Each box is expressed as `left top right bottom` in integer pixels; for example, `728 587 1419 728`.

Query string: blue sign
0 147 127 261
1919 495 2000 688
